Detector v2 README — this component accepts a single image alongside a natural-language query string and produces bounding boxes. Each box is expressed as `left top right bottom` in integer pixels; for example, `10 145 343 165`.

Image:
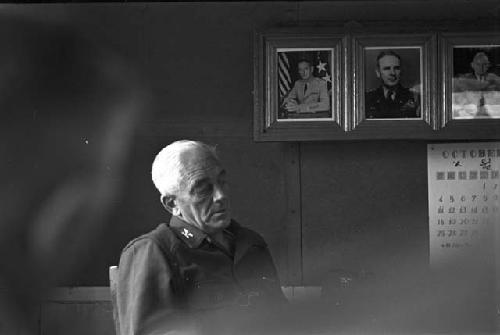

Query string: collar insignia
181 228 194 239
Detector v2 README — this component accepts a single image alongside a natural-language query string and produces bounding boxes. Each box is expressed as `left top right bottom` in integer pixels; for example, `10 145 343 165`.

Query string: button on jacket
117 216 287 335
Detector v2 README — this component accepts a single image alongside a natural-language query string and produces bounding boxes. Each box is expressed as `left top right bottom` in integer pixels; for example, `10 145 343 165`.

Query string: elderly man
117 140 286 335
365 50 420 119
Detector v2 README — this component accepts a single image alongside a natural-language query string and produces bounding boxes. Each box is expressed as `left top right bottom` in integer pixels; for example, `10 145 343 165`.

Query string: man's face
471 54 490 77
173 150 231 234
298 61 313 80
376 55 401 88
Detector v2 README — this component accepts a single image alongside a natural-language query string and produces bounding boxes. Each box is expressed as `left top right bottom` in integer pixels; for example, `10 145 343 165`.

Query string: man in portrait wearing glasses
365 50 420 119
116 140 287 335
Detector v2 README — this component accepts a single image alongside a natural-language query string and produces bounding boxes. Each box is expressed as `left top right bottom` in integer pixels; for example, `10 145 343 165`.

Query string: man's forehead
379 55 400 66
184 164 225 194
474 55 489 64
179 149 223 176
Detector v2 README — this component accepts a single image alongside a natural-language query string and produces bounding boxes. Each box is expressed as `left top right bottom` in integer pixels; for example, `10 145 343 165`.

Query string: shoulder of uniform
229 220 267 247
312 77 327 85
456 73 475 79
366 87 380 94
398 86 412 94
365 88 380 98
121 223 177 254
243 229 267 247
400 86 419 98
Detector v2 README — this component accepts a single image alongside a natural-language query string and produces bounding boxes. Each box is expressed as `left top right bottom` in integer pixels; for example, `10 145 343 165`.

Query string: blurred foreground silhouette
0 11 149 334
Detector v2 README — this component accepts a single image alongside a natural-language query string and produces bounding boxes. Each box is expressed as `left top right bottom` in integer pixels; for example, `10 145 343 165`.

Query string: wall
0 1 499 334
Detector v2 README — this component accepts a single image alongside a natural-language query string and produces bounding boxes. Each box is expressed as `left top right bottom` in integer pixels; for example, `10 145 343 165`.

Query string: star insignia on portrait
316 61 327 72
322 73 331 83
182 228 194 239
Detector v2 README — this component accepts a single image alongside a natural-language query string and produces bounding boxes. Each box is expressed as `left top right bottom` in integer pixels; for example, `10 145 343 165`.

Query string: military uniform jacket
453 72 500 92
285 77 330 113
365 86 420 119
117 216 286 335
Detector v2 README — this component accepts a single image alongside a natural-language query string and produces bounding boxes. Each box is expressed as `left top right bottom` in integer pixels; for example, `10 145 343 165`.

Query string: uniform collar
169 215 237 249
382 84 401 97
169 215 208 248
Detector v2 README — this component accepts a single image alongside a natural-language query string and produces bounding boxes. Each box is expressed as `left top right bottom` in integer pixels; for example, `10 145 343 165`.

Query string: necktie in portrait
387 89 395 101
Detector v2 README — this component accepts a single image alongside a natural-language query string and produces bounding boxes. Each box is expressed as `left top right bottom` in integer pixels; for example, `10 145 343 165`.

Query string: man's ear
161 194 180 216
375 68 381 78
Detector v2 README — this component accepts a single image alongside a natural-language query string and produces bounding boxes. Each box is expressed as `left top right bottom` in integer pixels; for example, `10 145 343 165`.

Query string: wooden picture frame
253 29 345 141
351 33 438 137
441 33 500 139
254 26 500 141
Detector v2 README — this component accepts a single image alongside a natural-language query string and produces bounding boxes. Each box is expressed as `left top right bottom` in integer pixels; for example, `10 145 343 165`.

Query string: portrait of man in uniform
364 48 422 119
277 49 333 120
452 47 500 119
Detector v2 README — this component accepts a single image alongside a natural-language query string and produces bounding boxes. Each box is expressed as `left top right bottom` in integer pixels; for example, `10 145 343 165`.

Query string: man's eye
194 184 213 197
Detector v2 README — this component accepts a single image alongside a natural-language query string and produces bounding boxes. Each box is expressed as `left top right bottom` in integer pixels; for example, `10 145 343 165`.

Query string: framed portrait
351 33 438 137
253 29 345 141
442 33 500 129
277 49 333 121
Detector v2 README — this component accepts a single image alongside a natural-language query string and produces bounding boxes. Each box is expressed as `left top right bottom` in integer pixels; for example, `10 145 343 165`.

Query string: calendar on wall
428 142 500 267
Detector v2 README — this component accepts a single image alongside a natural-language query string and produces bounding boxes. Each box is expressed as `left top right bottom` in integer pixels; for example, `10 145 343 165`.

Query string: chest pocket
186 279 240 310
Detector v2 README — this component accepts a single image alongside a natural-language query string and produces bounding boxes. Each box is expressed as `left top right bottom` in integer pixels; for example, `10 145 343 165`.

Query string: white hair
151 140 218 197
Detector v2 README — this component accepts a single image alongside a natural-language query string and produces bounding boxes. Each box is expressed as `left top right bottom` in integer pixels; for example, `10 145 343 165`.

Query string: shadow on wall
0 13 150 334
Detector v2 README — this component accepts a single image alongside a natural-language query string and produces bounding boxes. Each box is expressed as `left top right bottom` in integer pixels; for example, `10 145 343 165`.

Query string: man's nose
213 184 227 201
